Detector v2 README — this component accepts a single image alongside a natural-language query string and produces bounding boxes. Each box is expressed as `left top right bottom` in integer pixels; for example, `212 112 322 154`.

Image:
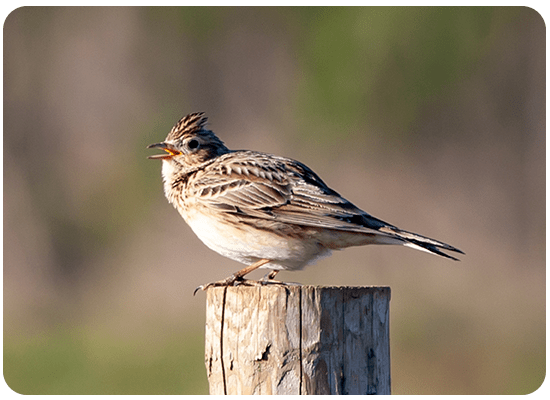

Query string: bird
148 112 463 292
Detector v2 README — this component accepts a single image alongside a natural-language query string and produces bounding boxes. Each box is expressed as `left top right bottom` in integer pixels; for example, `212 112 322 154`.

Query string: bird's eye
188 139 200 150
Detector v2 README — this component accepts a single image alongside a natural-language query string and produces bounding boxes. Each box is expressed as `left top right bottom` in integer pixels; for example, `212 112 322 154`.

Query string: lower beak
147 142 181 159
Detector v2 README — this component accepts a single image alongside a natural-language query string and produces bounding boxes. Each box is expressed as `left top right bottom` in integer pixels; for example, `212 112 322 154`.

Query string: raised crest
167 112 208 141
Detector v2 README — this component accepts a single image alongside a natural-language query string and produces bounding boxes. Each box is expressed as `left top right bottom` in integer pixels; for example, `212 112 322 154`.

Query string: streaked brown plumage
148 112 463 291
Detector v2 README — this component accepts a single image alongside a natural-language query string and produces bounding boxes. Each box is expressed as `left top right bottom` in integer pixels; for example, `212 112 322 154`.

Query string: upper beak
147 142 181 160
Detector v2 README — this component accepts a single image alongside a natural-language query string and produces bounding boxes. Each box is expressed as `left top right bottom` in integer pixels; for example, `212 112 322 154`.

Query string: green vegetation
4 327 208 394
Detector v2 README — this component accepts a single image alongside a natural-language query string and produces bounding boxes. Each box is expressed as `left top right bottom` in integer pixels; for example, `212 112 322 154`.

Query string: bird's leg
258 269 301 287
194 258 271 295
257 269 286 286
259 270 279 282
266 270 279 280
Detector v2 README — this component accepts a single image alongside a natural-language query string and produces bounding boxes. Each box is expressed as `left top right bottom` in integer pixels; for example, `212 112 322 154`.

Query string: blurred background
3 6 545 395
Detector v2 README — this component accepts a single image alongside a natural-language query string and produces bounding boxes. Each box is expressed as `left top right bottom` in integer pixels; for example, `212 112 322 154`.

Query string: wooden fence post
204 285 391 395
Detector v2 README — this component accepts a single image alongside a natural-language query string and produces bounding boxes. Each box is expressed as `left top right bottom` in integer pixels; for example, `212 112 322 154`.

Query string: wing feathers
189 151 463 260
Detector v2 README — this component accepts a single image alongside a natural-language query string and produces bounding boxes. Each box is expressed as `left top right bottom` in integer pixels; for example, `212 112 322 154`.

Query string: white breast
182 206 332 271
160 159 333 271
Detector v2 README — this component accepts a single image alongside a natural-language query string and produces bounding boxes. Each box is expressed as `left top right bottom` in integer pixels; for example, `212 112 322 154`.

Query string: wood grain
204 285 391 395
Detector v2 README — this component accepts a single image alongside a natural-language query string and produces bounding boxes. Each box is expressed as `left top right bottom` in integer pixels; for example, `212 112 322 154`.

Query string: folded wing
190 151 463 260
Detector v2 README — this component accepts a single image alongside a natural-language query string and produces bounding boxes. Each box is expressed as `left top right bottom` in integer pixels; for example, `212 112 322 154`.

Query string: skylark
148 112 463 291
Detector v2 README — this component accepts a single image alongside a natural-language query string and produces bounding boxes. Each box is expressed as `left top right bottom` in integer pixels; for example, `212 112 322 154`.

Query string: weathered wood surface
204 285 391 395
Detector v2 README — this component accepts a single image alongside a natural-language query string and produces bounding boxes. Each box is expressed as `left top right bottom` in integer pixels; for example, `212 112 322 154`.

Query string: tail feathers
380 226 464 261
403 240 462 261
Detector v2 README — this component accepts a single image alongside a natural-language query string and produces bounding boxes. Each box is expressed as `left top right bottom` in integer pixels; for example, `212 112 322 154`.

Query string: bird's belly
182 210 331 271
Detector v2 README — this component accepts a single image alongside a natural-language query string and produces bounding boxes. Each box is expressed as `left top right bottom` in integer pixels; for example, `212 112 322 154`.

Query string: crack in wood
340 289 346 395
220 286 228 395
298 286 303 395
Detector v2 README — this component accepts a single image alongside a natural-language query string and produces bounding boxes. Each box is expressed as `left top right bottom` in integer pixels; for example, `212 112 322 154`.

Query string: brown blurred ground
3 6 545 394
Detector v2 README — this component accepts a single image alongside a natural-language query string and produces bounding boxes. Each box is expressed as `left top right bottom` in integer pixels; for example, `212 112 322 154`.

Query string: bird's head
147 112 229 173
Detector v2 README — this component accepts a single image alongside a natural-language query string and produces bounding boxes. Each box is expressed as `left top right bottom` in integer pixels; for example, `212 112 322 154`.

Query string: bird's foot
193 273 244 295
194 259 275 295
258 270 301 286
194 274 299 295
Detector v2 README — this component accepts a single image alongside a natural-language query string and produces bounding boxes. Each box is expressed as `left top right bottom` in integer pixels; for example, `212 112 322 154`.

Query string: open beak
147 142 181 160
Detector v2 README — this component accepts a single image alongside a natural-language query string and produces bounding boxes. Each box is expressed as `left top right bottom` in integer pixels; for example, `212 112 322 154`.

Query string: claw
192 273 241 295
193 285 205 296
193 278 301 295
193 260 280 295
